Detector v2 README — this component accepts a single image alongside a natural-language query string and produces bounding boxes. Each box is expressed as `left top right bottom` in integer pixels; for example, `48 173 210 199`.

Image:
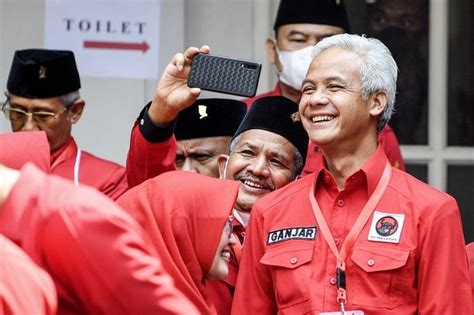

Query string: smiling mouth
312 115 335 123
240 179 274 192
221 250 231 262
243 180 265 189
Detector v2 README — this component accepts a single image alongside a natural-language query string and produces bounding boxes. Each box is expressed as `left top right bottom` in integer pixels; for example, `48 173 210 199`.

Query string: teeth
221 251 231 258
312 115 334 123
243 180 264 189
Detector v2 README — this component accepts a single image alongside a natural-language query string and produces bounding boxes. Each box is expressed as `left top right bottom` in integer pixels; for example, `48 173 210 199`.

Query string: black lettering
64 18 74 31
277 231 284 241
106 21 116 33
284 229 292 239
122 21 131 34
79 20 91 32
298 228 306 237
306 228 315 239
136 22 146 34
95 20 101 32
271 233 277 242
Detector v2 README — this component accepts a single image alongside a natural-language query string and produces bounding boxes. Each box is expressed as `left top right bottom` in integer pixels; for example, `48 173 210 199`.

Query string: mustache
234 172 275 191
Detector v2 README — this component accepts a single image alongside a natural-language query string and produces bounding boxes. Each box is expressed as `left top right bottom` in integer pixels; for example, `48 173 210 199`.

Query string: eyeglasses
226 215 234 238
2 98 68 126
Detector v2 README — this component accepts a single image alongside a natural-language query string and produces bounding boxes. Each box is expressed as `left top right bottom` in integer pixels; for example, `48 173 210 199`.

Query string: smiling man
244 0 405 175
232 34 472 315
124 44 309 314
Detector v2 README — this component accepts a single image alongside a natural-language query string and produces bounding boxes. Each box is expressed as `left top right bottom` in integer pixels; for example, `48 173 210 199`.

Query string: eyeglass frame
2 97 70 126
226 215 234 238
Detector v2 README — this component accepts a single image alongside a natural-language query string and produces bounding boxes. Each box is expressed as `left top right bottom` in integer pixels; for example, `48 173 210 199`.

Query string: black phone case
187 53 261 98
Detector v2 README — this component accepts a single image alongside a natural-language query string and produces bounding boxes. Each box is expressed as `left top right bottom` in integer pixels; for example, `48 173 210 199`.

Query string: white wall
0 0 277 165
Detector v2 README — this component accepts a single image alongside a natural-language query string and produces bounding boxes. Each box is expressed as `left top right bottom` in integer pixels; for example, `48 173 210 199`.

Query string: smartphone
187 53 261 98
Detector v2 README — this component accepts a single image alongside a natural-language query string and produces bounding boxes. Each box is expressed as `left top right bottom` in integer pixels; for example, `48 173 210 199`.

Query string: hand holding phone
187 53 261 98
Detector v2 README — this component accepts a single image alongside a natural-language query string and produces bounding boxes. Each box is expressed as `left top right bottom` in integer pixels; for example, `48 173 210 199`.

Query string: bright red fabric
50 137 128 200
117 171 240 315
126 121 177 187
0 131 50 172
0 235 57 315
0 164 198 315
232 146 472 314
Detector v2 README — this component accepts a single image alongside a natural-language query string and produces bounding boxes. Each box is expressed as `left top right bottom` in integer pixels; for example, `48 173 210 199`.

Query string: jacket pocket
349 244 412 309
260 243 314 308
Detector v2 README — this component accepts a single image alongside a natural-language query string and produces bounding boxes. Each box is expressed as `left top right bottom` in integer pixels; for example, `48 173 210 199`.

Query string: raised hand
148 45 210 125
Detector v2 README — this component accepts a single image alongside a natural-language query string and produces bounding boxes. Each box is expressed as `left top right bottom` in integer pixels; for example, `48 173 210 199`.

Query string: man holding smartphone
125 44 309 314
246 0 406 175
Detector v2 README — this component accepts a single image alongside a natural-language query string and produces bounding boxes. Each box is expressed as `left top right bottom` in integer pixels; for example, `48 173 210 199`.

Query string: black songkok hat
7 49 81 99
175 98 247 140
233 96 308 162
273 0 350 33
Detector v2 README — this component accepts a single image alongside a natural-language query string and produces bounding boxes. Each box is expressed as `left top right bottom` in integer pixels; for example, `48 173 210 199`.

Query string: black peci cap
6 49 81 99
175 98 247 140
273 0 350 33
233 96 308 162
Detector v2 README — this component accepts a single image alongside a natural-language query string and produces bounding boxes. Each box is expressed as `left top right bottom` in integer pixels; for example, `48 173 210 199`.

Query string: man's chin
236 193 266 213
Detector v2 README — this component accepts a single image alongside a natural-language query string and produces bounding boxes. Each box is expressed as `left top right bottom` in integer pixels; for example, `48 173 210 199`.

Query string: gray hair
59 90 81 109
310 34 398 132
229 134 304 179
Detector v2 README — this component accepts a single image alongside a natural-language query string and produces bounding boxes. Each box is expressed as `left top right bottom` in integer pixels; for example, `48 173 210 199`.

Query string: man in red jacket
125 44 309 315
232 33 471 314
2 49 127 200
245 0 405 174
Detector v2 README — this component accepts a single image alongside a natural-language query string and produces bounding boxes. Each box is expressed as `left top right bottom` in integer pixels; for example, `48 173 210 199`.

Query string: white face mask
276 45 315 91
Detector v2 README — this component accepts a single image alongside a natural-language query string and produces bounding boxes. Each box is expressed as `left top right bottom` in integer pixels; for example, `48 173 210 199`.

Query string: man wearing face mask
245 0 406 174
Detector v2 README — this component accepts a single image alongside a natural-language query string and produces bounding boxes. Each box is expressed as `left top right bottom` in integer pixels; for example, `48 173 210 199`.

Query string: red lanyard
308 161 392 311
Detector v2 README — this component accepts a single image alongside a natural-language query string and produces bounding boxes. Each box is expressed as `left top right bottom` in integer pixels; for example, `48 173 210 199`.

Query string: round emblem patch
375 216 398 236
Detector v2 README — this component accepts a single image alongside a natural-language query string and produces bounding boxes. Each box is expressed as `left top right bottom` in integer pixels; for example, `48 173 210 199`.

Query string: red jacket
0 235 57 315
232 146 471 314
51 137 128 200
0 165 198 315
126 120 177 188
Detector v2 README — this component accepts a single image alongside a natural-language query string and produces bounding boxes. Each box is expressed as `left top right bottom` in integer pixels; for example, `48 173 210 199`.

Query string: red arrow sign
83 40 149 53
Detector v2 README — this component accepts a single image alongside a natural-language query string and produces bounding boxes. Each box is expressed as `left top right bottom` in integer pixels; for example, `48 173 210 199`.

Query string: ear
217 154 229 179
368 91 388 117
266 38 282 71
67 100 85 124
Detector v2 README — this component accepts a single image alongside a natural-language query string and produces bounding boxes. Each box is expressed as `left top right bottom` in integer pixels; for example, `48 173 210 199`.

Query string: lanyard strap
308 161 392 307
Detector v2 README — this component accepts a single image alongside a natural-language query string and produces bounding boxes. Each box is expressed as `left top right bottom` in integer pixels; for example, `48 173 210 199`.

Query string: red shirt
0 164 198 315
245 84 406 173
0 235 57 315
51 137 128 200
232 146 472 314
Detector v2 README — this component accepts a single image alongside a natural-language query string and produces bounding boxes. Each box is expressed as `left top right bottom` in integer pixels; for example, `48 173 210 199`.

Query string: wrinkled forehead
177 136 232 152
235 129 296 156
7 93 65 110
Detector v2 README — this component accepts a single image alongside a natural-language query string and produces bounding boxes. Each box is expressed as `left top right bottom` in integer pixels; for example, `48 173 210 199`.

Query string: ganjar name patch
267 226 317 245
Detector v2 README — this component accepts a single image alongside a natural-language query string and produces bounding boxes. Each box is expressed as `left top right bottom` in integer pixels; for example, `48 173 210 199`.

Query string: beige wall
0 0 277 165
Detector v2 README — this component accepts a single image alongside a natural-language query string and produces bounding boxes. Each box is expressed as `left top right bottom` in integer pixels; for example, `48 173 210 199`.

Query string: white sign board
44 0 160 79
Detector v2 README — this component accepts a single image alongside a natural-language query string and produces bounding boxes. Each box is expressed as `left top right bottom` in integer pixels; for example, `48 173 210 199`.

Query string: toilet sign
44 0 160 79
